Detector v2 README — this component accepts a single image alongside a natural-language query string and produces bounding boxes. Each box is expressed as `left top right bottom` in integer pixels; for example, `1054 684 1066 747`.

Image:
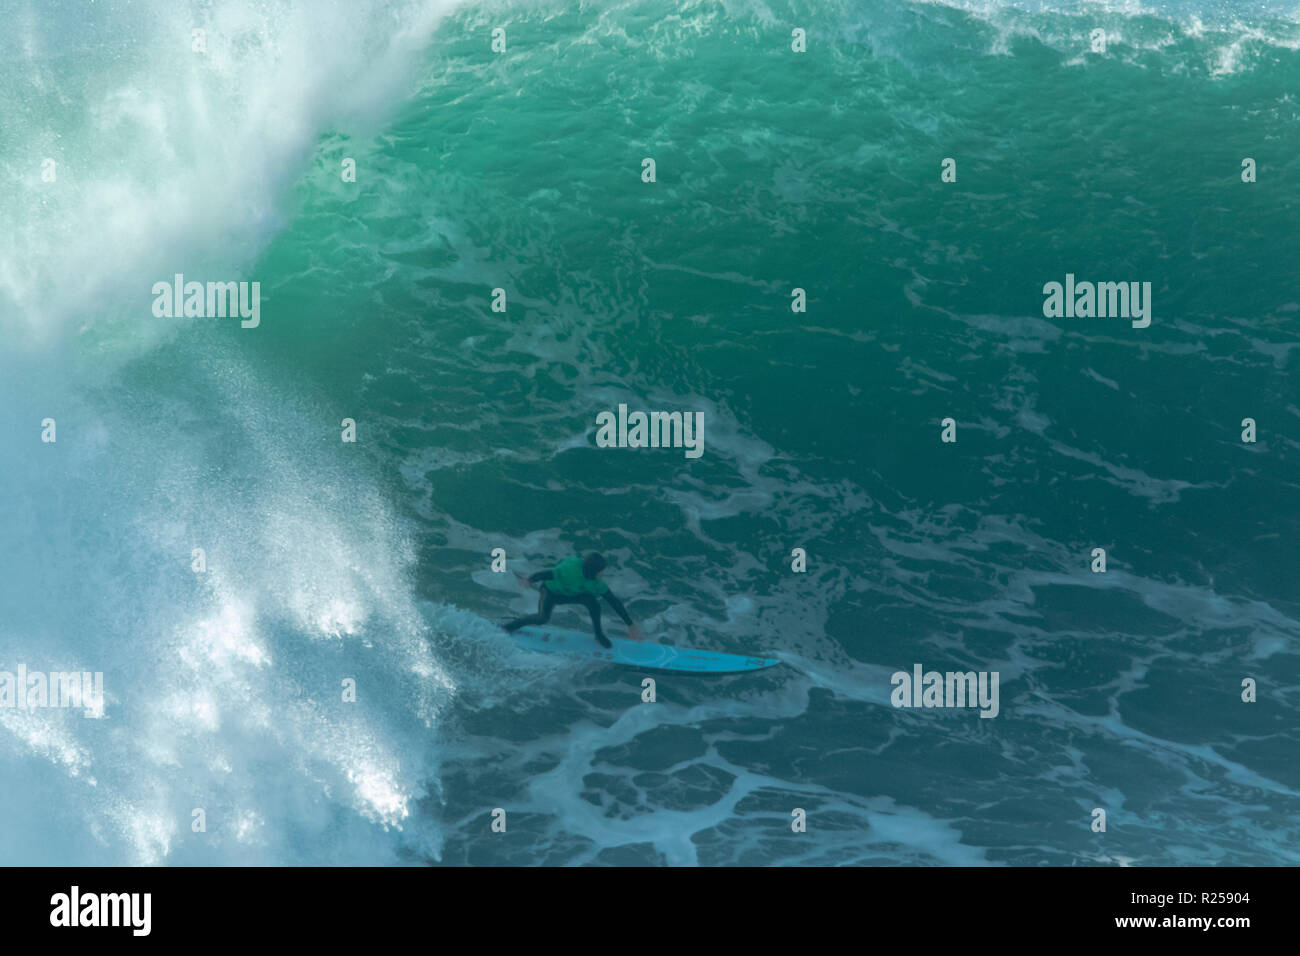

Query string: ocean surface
1 0 1297 866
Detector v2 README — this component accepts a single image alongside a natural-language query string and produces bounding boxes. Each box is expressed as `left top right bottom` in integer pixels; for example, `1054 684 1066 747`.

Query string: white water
0 0 465 865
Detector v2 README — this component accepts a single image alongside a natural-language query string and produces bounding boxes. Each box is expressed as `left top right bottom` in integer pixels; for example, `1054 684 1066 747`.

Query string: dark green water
1 0 1297 864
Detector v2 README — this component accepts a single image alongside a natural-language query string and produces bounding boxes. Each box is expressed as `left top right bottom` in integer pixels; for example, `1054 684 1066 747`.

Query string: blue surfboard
510 625 780 675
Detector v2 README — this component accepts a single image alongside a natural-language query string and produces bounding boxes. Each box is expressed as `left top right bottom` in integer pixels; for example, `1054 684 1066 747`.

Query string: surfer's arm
517 570 553 589
602 591 634 627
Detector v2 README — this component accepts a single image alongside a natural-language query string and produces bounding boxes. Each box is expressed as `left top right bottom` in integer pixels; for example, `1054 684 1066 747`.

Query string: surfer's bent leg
503 586 556 632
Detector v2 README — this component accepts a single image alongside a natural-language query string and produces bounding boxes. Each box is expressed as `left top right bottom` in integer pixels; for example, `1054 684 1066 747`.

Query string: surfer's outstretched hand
516 573 533 589
627 622 643 641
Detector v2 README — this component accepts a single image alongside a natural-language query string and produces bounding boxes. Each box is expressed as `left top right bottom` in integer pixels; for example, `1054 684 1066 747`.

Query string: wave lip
0 0 464 343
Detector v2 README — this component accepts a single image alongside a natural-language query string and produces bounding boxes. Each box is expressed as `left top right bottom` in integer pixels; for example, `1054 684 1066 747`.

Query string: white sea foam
0 0 465 345
0 0 468 865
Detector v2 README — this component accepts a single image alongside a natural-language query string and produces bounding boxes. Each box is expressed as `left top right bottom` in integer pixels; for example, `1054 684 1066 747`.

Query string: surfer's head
582 552 607 579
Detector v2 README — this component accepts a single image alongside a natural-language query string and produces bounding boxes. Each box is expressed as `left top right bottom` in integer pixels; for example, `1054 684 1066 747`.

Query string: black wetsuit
503 570 632 648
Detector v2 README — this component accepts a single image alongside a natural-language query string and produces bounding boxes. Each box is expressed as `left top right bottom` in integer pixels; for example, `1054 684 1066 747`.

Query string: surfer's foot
596 634 612 649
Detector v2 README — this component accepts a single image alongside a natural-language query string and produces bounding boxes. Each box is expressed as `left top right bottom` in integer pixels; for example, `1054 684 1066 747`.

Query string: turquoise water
0 0 1297 865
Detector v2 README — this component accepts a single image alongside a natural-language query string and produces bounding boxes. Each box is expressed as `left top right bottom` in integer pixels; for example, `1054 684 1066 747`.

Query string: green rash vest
547 557 609 597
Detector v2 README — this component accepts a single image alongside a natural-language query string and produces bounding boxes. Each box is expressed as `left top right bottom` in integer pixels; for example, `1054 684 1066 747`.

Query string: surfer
503 552 641 649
